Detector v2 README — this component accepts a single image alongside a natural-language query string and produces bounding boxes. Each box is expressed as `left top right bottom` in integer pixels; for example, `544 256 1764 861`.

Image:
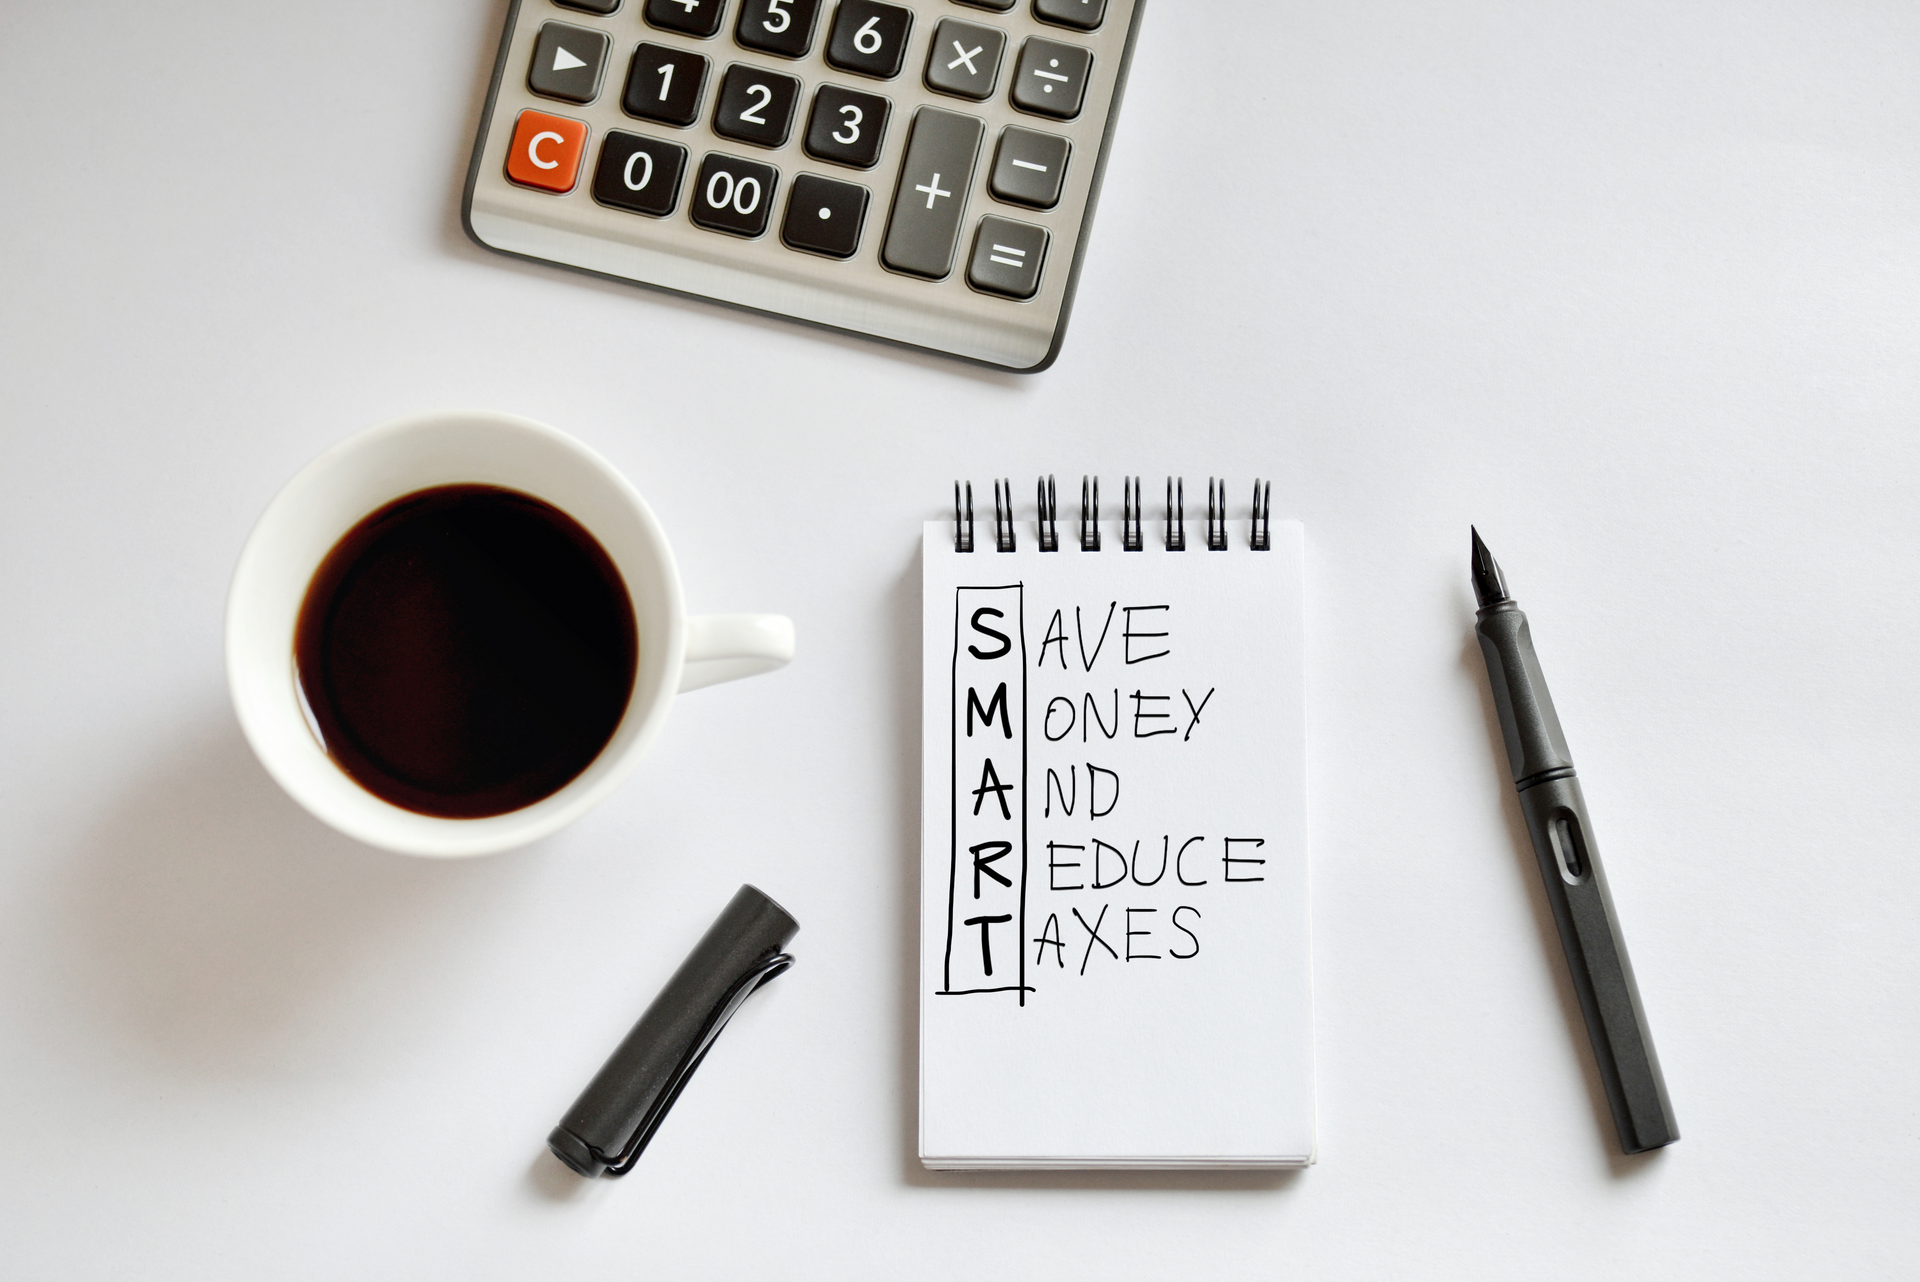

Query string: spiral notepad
919 478 1314 1170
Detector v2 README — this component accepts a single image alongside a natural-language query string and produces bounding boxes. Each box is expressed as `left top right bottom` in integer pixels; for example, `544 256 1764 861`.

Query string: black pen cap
547 884 799 1178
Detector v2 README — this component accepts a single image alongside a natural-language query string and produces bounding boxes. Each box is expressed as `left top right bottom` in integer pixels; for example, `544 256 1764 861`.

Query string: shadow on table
46 708 529 1075
1456 616 1669 1182
882 542 1299 1194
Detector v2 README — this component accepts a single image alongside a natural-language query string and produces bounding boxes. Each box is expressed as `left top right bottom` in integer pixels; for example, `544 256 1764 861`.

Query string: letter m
967 682 1012 738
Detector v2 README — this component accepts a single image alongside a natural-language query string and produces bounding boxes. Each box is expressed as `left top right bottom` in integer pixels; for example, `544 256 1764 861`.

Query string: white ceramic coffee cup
226 410 794 857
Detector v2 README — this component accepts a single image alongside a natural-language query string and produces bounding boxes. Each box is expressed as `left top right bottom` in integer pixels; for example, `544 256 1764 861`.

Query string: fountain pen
1471 529 1678 1154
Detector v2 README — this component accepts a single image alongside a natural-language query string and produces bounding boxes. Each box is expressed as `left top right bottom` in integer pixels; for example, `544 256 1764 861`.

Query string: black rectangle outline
941 582 1032 1001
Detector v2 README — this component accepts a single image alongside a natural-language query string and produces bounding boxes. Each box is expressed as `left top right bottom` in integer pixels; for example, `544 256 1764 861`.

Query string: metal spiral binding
953 481 974 553
959 476 1265 555
1037 475 1058 551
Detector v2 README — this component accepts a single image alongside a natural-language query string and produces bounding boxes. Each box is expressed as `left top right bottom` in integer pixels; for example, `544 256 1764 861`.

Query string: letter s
968 607 1012 660
1169 905 1201 959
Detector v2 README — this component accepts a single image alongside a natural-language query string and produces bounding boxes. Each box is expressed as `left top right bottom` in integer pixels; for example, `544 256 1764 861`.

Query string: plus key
882 107 984 279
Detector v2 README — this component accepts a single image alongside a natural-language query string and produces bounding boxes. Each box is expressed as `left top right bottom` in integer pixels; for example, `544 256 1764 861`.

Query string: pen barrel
1516 776 1678 1153
1474 603 1576 785
548 885 799 1177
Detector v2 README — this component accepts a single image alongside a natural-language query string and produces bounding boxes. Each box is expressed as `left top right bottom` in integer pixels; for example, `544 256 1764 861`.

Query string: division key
881 107 984 279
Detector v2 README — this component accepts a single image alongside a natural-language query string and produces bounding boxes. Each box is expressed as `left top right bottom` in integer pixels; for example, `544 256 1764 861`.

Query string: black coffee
294 484 638 819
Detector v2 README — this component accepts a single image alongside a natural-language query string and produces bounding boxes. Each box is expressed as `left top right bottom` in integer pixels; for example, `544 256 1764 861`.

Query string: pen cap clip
597 950 792 1176
547 885 799 1178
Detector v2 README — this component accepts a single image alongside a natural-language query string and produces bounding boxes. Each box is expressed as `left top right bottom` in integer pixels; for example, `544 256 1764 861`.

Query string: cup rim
225 410 684 857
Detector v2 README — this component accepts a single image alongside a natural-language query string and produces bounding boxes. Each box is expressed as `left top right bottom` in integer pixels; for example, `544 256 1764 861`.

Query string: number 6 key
826 0 914 79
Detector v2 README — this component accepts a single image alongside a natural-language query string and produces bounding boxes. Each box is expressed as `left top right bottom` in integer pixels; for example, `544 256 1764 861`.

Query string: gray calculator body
463 0 1144 371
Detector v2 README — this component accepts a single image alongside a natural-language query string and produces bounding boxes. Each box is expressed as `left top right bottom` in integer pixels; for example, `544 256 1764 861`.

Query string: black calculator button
645 0 727 38
593 132 689 216
623 44 709 126
924 19 1006 101
988 126 1068 209
966 215 1048 299
953 0 1014 10
825 1 914 79
528 23 611 105
804 85 890 169
713 65 802 148
782 173 870 258
1032 0 1106 32
690 154 780 236
736 0 823 58
555 0 621 13
1010 37 1091 119
881 107 984 279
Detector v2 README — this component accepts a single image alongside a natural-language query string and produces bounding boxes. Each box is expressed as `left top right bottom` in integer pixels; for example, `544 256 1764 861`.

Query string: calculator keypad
1010 37 1091 119
624 44 709 126
529 23 611 104
924 19 1006 101
826 1 915 79
593 132 689 216
736 0 823 59
714 64 803 147
691 153 780 236
471 0 1141 368
804 85 890 168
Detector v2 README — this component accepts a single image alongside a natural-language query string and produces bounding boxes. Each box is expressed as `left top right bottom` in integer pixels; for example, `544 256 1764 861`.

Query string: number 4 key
644 0 727 39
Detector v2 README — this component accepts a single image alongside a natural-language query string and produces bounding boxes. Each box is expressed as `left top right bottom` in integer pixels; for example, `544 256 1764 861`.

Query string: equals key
967 215 1049 300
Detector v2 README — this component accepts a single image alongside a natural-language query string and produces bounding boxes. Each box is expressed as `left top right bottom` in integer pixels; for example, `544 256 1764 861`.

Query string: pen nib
1470 527 1511 608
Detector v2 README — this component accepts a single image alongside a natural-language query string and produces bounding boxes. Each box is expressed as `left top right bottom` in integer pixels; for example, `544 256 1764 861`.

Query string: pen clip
593 951 795 1177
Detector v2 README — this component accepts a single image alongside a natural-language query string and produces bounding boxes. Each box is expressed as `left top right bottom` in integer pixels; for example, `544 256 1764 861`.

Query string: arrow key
528 22 611 105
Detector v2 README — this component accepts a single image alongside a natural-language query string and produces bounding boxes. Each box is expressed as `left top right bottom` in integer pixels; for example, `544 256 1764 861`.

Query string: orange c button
505 110 588 193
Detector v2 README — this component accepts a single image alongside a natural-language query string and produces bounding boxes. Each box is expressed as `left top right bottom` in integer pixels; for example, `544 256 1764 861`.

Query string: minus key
989 126 1070 210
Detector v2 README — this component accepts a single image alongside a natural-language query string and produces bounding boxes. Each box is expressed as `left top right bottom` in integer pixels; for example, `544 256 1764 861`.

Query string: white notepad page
919 520 1314 1169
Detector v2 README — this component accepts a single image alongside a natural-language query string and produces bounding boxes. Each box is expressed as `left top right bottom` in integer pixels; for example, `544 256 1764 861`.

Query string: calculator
462 0 1144 371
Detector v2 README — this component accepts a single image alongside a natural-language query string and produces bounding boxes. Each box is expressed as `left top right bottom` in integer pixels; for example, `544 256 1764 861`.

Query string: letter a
972 757 1014 819
1033 913 1066 968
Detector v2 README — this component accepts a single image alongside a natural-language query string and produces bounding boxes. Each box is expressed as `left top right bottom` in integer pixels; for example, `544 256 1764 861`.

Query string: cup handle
679 615 796 693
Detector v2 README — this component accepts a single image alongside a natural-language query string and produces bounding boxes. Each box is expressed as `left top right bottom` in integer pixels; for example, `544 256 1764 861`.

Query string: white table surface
3 1 1916 1276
